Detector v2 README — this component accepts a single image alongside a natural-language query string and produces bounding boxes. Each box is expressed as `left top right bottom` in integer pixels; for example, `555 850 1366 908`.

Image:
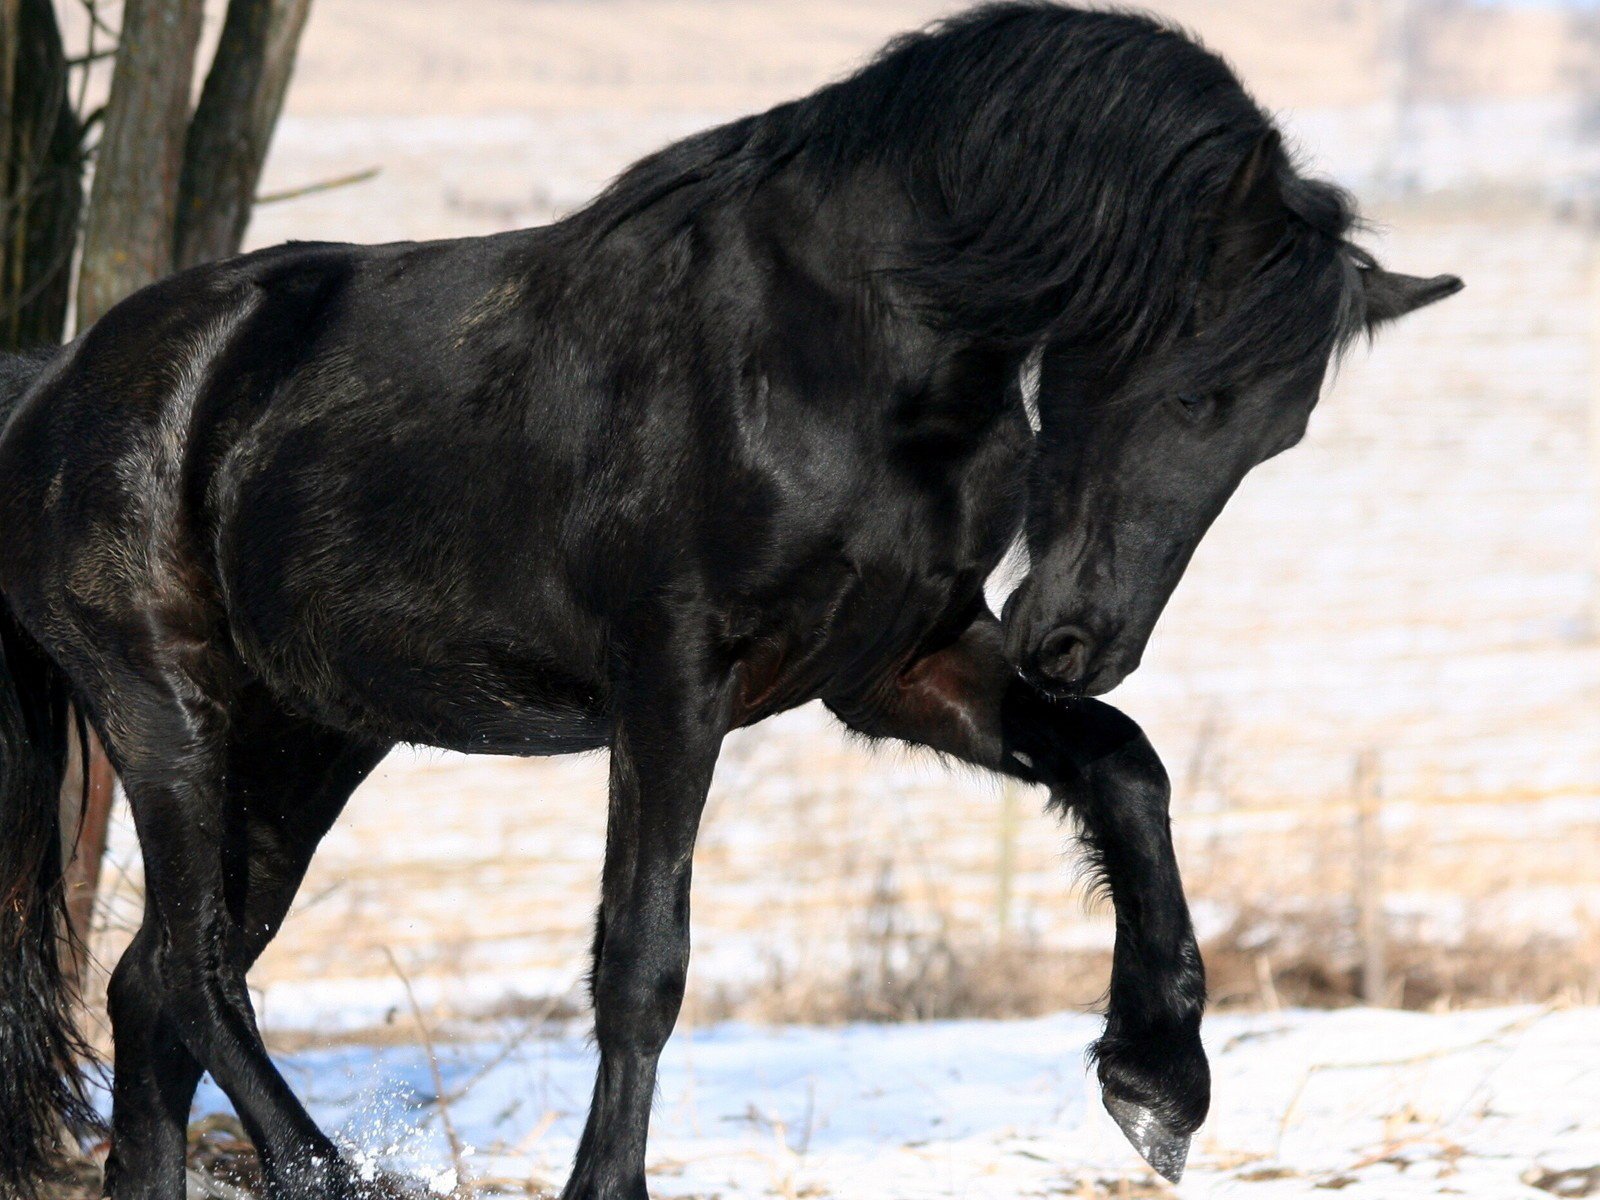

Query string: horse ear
1360 267 1463 330
1203 130 1288 298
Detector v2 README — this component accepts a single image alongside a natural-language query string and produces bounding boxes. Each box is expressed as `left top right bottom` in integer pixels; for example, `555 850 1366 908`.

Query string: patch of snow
186 1005 1600 1198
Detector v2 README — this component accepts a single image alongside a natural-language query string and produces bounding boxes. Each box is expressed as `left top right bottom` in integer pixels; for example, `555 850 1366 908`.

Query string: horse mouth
1017 666 1108 702
1041 666 1131 700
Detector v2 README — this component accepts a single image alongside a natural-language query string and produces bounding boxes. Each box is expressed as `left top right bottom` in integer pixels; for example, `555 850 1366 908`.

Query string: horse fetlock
559 1162 650 1200
1093 1019 1210 1132
268 1146 359 1200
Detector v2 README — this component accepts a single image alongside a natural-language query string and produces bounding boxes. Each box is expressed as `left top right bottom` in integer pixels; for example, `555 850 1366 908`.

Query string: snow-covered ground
194 1006 1600 1199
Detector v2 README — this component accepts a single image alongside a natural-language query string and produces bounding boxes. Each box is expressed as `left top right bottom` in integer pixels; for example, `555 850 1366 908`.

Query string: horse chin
1082 673 1120 697
1081 659 1135 697
1014 659 1131 701
1088 672 1126 700
1018 671 1086 702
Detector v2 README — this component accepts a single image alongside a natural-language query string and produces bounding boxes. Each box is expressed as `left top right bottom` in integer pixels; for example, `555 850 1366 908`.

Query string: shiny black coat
0 6 1458 1198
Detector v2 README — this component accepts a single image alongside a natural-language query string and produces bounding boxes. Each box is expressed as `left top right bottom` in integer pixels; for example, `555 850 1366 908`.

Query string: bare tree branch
254 164 377 205
1 2 16 236
253 0 313 177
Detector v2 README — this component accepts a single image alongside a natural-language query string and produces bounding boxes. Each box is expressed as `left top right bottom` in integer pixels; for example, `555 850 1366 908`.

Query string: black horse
0 5 1459 1198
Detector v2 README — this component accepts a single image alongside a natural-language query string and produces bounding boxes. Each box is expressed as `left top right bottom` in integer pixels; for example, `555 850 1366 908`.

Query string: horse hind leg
98 675 388 1200
103 921 201 1200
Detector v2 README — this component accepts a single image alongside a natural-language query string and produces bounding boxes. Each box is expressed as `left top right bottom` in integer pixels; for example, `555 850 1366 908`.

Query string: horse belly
345 654 613 756
219 471 610 753
231 599 613 754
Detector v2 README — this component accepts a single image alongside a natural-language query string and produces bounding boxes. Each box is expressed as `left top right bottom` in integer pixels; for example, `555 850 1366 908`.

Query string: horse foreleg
1018 695 1208 1183
828 614 1208 1182
563 629 730 1200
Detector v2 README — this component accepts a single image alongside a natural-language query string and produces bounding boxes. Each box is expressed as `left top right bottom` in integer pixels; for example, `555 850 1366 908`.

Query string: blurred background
77 0 1595 1034
4 1 1595 1194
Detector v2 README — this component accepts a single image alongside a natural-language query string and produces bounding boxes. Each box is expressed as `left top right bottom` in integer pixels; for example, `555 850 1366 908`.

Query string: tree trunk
174 0 312 269
75 0 203 328
61 728 116 991
0 0 81 350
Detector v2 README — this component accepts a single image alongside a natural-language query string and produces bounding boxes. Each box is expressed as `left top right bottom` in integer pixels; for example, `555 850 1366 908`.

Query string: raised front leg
564 626 731 1200
828 614 1208 1182
1018 697 1208 1183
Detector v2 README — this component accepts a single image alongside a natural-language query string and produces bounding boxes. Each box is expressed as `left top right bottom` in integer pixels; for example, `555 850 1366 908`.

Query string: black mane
576 2 1364 366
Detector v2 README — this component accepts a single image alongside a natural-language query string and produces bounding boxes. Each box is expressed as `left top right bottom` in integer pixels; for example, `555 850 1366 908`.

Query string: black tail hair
0 590 103 1192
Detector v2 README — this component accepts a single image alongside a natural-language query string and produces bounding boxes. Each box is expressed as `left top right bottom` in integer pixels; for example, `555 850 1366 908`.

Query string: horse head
1002 132 1461 696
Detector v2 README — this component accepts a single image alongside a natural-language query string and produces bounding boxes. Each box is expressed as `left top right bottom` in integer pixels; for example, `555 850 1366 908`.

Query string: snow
189 1006 1600 1198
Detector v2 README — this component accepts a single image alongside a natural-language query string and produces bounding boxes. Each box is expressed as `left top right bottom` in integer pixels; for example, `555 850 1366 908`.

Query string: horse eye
1175 392 1214 418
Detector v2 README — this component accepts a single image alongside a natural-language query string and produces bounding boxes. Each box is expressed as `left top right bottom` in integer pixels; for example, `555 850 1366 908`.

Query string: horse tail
0 348 103 1197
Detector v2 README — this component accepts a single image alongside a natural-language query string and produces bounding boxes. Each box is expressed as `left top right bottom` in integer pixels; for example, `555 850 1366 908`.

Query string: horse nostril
1034 625 1096 686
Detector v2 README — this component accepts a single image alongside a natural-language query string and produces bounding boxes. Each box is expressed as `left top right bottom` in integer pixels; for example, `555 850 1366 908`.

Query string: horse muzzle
1001 587 1140 698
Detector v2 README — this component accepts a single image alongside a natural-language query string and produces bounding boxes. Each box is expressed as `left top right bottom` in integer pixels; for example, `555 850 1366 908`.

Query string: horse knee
1074 700 1166 785
1027 698 1169 812
599 973 686 1055
593 932 688 1055
1085 737 1169 819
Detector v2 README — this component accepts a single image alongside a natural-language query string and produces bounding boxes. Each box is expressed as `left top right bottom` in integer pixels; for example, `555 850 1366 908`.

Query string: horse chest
727 534 999 728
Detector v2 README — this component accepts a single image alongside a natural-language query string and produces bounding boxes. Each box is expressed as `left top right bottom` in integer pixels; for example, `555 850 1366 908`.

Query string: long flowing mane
573 2 1366 366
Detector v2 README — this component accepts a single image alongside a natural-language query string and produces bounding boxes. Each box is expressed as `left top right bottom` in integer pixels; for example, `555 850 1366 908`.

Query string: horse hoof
1103 1092 1191 1183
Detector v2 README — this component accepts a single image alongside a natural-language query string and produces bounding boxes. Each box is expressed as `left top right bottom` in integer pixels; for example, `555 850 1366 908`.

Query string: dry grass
1202 911 1600 1013
702 900 1600 1026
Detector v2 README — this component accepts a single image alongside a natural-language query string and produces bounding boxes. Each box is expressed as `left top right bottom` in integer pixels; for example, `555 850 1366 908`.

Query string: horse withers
0 5 1459 1198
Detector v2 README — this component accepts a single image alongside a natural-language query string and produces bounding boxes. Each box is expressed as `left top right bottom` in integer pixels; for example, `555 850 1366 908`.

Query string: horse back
0 192 1024 752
